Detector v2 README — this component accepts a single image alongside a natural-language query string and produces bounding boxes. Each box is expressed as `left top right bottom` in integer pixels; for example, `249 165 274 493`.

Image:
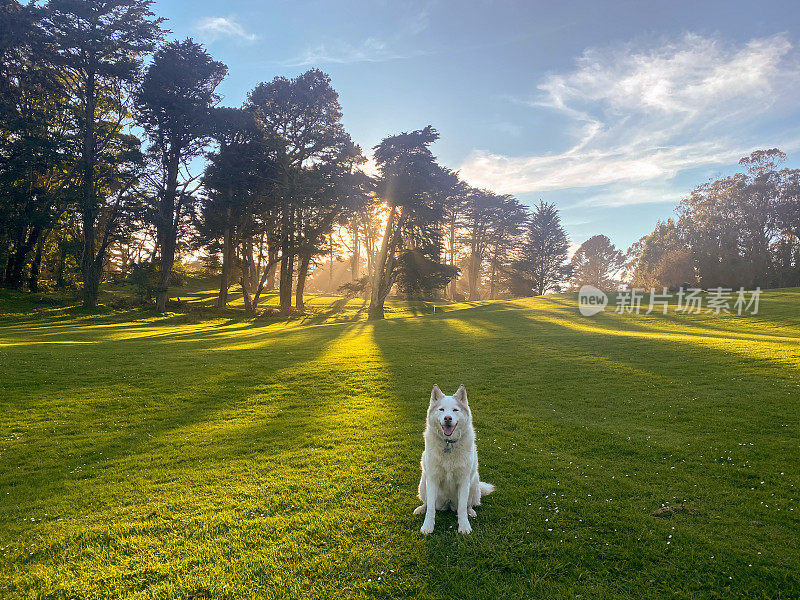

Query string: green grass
1 286 799 599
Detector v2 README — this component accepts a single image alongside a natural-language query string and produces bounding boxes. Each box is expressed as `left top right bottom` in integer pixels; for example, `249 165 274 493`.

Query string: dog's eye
439 408 444 411
453 408 459 412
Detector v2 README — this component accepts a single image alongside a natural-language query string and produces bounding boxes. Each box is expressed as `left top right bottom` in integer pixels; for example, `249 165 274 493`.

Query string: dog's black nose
443 415 452 423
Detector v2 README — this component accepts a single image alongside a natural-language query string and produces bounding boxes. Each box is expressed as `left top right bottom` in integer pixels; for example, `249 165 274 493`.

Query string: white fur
414 384 495 534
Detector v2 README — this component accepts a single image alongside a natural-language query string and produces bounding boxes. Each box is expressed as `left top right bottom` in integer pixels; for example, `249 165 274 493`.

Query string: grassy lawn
0 286 798 599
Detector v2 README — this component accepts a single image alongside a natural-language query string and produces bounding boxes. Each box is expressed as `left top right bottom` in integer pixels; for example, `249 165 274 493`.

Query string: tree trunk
81 68 98 307
218 206 232 308
155 153 181 313
252 256 279 310
328 235 334 291
241 257 254 314
351 220 360 280
279 206 295 314
29 230 46 293
278 163 294 314
240 241 259 315
448 212 457 300
155 233 175 313
295 250 311 313
489 248 499 300
55 243 67 288
5 226 40 289
368 205 406 320
467 254 480 301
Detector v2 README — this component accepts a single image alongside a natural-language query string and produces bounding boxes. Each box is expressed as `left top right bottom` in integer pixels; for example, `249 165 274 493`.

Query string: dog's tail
479 482 495 496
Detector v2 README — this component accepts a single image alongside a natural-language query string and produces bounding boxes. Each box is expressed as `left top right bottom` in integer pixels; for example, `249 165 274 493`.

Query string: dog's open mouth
442 422 456 436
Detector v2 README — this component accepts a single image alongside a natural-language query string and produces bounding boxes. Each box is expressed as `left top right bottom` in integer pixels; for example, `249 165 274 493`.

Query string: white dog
414 384 494 534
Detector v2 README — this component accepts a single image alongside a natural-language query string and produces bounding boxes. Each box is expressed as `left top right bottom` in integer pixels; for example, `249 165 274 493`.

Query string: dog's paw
413 505 426 515
420 521 435 535
458 520 472 534
468 507 477 518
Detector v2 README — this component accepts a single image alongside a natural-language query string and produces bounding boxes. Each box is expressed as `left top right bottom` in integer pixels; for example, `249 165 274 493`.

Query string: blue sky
153 0 800 250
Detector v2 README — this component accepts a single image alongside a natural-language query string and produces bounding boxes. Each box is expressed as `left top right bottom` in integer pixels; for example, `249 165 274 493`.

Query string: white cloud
283 38 407 67
196 16 258 43
461 140 749 194
566 183 684 209
459 33 800 200
283 3 430 67
540 33 791 116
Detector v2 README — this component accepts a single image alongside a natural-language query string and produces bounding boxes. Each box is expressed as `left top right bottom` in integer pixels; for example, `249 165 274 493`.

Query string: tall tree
509 201 570 296
570 234 624 290
368 126 448 319
293 139 369 311
246 69 349 315
394 173 458 301
43 0 163 306
485 195 527 299
439 172 467 299
775 167 800 287
134 38 226 312
198 108 279 312
625 218 693 288
461 189 500 301
678 150 785 288
0 0 69 289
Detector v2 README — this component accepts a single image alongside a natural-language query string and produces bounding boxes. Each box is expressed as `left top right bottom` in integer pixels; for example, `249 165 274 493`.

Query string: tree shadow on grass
367 302 800 599
0 321 350 513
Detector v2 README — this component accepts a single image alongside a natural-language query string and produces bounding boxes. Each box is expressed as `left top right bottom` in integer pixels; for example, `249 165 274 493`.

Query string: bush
128 263 159 302
338 276 370 299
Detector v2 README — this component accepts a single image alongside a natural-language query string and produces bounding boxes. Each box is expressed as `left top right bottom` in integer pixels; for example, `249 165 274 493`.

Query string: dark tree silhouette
134 38 227 312
198 108 279 312
246 70 349 315
43 0 163 306
509 201 570 296
368 126 450 319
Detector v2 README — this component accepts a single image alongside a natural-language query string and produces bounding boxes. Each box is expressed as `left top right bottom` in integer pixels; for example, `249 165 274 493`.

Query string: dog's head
428 384 471 439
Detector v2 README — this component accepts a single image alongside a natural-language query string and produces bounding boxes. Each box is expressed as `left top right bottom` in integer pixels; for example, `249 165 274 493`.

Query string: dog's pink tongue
443 423 455 436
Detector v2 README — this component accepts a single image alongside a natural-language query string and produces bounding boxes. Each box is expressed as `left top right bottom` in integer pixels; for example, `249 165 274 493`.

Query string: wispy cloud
283 4 431 66
459 33 800 202
195 16 258 43
282 38 408 67
564 183 685 209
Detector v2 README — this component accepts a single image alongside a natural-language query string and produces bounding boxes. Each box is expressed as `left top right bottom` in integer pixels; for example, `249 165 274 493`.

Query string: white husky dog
414 384 494 534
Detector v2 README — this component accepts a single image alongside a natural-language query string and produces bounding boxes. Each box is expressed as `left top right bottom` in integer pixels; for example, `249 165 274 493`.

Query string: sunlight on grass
1 289 799 598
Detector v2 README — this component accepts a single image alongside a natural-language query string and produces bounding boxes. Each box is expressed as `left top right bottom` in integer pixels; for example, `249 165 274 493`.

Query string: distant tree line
0 0 576 319
10 2 788 314
625 149 800 290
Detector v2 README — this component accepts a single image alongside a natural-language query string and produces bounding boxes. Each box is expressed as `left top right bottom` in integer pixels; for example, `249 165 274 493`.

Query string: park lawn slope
0 289 798 599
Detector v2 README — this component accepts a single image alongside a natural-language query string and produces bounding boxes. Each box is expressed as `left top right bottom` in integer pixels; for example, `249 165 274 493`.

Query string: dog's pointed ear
430 384 445 404
453 384 468 405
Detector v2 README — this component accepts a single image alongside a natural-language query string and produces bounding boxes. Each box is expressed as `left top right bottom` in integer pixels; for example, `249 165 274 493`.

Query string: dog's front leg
457 476 472 534
420 479 437 534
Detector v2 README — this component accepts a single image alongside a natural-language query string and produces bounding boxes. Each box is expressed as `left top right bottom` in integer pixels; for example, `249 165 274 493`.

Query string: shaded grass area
0 287 798 598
